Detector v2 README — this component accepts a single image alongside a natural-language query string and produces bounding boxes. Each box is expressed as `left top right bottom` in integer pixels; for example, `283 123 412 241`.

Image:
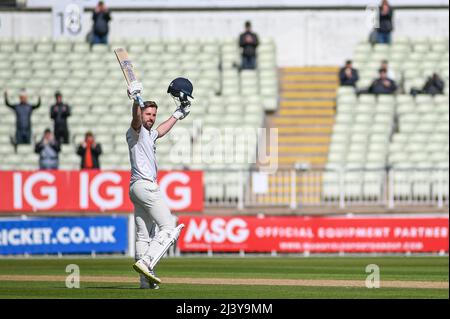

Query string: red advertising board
0 170 203 213
177 215 449 253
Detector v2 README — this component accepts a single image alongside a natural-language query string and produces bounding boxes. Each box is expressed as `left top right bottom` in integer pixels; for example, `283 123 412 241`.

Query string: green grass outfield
0 256 447 299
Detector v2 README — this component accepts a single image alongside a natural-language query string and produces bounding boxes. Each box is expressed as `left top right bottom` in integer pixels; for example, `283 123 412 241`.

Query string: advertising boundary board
0 170 203 213
0 216 128 255
177 215 449 253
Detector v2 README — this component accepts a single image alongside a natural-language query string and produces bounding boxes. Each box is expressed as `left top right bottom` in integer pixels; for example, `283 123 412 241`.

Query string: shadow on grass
83 286 140 290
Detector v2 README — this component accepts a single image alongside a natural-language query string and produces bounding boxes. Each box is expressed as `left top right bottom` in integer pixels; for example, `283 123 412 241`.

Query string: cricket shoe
139 274 160 290
133 258 161 285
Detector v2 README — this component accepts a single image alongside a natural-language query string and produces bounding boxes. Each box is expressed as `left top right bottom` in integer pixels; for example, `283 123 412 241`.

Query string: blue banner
0 216 128 255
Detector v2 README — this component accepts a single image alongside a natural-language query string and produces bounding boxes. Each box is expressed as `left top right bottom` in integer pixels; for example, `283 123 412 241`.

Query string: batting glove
172 104 191 120
127 81 143 100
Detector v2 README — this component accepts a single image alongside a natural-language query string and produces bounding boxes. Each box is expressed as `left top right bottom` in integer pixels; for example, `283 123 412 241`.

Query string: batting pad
148 224 185 269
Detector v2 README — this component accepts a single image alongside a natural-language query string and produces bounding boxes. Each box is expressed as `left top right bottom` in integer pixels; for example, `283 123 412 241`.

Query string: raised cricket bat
114 47 144 108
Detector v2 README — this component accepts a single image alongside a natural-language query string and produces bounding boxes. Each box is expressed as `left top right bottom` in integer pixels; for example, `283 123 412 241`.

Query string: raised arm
32 96 41 110
131 100 142 132
128 82 144 132
156 116 178 139
4 91 14 109
157 101 191 139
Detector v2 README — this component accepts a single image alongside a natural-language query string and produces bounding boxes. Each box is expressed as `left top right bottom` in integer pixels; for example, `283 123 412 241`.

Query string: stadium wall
0 9 448 66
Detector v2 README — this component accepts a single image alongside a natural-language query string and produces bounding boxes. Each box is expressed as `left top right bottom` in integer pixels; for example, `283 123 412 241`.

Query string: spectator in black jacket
411 73 445 97
339 60 359 87
91 1 111 45
50 91 71 144
77 131 102 169
35 128 60 170
239 21 259 70
4 89 41 145
369 68 397 94
377 0 394 44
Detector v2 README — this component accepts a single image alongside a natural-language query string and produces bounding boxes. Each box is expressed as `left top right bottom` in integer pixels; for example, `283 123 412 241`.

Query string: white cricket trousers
129 179 175 261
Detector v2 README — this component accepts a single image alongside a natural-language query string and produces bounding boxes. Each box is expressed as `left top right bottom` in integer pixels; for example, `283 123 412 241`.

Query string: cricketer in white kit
126 79 192 289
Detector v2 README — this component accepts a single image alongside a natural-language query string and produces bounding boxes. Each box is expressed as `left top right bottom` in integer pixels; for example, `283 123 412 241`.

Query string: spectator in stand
4 89 41 146
410 73 445 97
377 0 394 44
77 131 102 169
368 68 397 94
339 60 359 87
50 91 71 144
239 21 259 70
91 1 111 45
35 128 60 170
380 60 396 82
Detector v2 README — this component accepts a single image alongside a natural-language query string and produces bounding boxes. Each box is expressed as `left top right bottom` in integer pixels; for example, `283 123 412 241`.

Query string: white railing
203 169 449 209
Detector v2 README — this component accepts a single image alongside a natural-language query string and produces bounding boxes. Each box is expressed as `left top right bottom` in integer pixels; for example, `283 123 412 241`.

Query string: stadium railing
204 168 450 210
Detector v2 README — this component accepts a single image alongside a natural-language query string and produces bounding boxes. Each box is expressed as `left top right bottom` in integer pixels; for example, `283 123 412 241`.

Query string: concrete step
278 136 331 143
274 145 329 153
281 74 338 82
281 91 337 99
268 175 323 183
281 66 340 73
280 100 336 108
273 156 328 166
271 117 334 126
276 127 333 134
281 83 338 90
279 108 335 116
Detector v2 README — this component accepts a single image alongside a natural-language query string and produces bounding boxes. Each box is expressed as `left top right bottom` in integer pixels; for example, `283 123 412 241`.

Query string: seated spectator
4 89 41 146
77 131 102 169
368 68 397 94
34 128 60 170
411 73 445 97
239 21 259 70
339 60 359 87
380 60 396 82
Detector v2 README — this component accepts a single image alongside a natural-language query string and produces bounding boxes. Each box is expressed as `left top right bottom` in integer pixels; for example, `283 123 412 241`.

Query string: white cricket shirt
126 126 159 185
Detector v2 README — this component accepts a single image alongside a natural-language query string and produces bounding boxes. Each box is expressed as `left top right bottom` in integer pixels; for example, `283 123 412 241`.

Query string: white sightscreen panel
26 0 450 9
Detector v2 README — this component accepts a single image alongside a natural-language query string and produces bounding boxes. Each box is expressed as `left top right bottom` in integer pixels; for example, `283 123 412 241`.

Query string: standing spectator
411 73 445 97
34 128 60 170
77 131 102 169
4 89 41 145
91 1 111 46
239 21 259 70
339 60 359 87
377 0 394 44
369 68 397 94
380 60 396 81
50 91 71 144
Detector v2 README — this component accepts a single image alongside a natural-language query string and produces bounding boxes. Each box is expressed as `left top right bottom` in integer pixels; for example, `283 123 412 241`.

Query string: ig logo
65 264 80 288
365 264 380 288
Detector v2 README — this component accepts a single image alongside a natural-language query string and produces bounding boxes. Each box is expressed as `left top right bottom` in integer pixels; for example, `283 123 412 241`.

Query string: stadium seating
0 37 277 203
325 37 449 203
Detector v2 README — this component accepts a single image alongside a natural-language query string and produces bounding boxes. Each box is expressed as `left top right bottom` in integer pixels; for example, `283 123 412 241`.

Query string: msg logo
184 218 250 244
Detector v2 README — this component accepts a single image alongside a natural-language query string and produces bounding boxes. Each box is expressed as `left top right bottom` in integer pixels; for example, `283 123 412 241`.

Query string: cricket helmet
167 77 194 99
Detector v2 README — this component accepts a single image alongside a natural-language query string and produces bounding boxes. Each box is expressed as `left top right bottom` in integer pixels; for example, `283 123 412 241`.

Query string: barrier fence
204 169 450 209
